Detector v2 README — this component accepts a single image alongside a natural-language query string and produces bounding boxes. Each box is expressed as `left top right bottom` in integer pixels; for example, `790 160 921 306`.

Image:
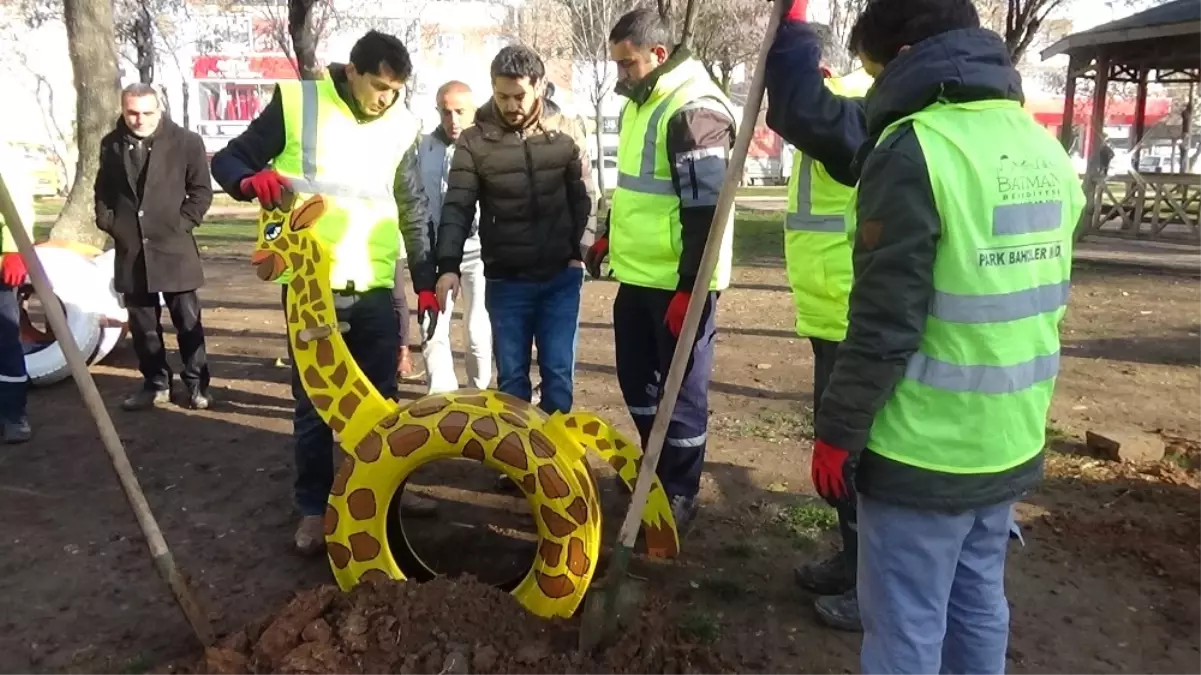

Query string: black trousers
810 337 857 571
125 290 210 392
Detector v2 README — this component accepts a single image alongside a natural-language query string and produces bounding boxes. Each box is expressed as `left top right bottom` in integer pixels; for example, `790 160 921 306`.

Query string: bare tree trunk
180 79 191 129
594 99 607 212
133 4 155 83
289 0 322 81
53 0 120 247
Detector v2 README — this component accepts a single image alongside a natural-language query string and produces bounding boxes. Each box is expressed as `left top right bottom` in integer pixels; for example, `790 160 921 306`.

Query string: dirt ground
0 224 1198 674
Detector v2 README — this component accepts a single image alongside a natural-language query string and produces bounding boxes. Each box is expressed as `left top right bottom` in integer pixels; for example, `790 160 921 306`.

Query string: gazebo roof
1041 0 1199 64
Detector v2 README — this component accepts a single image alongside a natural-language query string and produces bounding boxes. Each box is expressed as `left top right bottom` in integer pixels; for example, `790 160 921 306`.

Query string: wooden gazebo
1042 0 1200 241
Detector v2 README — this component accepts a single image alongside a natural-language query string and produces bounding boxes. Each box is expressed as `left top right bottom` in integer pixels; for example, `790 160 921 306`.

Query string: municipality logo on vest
996 154 1061 204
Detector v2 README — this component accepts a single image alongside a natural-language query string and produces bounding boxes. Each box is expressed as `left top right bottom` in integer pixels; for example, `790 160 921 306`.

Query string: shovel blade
577 577 646 654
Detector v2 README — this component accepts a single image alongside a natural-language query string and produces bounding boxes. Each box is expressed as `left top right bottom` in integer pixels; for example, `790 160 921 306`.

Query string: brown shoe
400 491 438 518
294 515 325 556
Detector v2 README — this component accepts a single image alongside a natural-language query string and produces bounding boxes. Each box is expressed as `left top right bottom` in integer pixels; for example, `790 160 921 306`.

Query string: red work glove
416 289 440 342
239 169 291 210
811 438 850 503
584 237 608 279
0 254 28 288
785 0 808 22
665 290 689 339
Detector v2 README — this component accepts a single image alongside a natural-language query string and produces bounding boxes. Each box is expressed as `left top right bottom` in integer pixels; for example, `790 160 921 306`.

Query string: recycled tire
88 249 129 365
20 247 103 386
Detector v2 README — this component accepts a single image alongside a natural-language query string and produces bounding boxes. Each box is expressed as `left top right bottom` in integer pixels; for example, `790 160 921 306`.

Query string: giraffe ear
291 195 326 231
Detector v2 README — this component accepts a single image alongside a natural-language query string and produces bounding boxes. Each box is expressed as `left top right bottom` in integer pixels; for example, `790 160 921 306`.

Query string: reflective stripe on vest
609 58 736 291
288 81 394 202
785 155 844 233
855 99 1086 475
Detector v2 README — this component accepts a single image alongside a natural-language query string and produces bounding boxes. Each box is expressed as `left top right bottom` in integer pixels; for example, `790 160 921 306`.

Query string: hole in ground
387 459 537 590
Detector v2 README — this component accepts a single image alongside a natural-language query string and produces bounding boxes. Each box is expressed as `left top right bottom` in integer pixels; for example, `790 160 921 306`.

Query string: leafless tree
258 0 333 79
688 0 770 93
823 0 868 73
560 0 635 209
54 0 121 246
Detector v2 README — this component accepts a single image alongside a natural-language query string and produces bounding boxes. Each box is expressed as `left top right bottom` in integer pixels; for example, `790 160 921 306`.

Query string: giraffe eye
264 221 283 241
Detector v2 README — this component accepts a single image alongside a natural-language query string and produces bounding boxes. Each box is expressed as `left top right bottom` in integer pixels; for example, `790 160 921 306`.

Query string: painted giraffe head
250 193 327 281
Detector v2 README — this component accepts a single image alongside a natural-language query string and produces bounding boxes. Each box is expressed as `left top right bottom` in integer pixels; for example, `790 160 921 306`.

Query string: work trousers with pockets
286 286 398 516
858 494 1016 674
485 265 582 415
125 290 210 393
614 283 718 500
0 285 27 422
422 254 491 393
810 336 857 573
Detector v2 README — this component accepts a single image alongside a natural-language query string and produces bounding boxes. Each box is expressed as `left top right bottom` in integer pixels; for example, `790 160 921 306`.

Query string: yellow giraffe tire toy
251 194 680 618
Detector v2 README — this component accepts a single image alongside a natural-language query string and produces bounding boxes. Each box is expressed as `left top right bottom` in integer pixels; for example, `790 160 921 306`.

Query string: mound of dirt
196 577 726 674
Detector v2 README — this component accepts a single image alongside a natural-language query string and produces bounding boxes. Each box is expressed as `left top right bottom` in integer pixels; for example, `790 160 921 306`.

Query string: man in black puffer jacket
435 45 593 414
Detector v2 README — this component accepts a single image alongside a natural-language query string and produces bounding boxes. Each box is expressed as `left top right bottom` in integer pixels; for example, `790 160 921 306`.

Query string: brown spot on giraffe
329 362 349 388
323 505 338 535
564 417 578 429
471 416 499 440
520 474 537 494
540 505 577 537
537 464 570 499
582 421 601 436
492 432 528 471
456 395 489 408
303 259 316 277
331 457 354 495
565 497 588 524
615 438 628 450
389 425 431 457
311 299 328 314
356 433 382 462
338 392 362 420
352 380 369 397
288 304 299 325
567 537 591 576
610 456 628 472
315 341 335 367
346 489 377 520
300 309 318 329
348 532 382 562
539 540 563 567
643 520 680 559
328 542 351 569
438 411 470 443
462 439 486 461
379 412 399 429
494 392 532 411
528 429 556 458
595 438 612 451
498 412 528 429
358 568 390 585
535 572 576 599
289 252 305 269
307 279 322 301
290 276 305 294
408 396 451 418
328 415 346 432
303 366 329 390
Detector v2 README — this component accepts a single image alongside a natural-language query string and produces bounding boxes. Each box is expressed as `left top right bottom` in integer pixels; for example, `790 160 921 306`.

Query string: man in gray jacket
413 81 492 393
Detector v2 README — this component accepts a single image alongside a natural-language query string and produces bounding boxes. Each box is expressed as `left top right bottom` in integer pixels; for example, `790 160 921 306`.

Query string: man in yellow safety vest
212 30 439 556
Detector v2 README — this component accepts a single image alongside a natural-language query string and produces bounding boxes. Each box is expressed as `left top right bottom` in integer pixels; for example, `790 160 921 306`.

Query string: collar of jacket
618 44 697 106
863 28 1023 138
476 98 551 140
115 115 174 143
327 62 400 123
431 125 454 146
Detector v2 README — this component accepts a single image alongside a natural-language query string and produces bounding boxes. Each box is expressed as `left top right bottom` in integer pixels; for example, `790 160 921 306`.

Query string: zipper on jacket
520 132 545 268
687 159 699 203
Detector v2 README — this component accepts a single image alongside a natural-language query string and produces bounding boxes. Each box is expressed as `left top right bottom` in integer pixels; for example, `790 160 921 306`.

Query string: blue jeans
485 265 582 414
286 287 398 516
0 285 27 422
858 495 1017 674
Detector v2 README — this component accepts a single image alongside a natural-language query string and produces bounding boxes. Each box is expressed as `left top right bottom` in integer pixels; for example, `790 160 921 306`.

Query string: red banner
192 55 302 80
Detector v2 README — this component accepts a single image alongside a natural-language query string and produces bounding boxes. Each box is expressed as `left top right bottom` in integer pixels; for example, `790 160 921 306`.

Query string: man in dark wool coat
95 83 214 410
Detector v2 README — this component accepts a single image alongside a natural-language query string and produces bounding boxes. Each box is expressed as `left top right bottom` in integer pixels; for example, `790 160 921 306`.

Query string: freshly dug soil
195 576 727 674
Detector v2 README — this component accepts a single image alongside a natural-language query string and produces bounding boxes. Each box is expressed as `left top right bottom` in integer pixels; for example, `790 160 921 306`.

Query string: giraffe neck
284 240 396 451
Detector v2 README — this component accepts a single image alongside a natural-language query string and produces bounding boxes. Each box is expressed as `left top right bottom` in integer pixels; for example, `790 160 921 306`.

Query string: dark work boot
794 550 856 596
3 416 31 444
815 588 862 632
670 494 699 535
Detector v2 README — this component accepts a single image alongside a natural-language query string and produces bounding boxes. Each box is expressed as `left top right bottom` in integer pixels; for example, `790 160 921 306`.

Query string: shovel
577 0 788 653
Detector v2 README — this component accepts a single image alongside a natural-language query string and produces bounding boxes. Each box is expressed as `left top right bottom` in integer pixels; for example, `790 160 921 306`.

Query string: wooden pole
1133 66 1149 168
0 173 215 648
1059 55 1078 152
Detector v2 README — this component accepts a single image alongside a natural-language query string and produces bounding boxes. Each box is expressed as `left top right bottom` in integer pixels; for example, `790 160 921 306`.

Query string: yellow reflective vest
273 74 419 291
783 69 873 341
609 58 736 291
